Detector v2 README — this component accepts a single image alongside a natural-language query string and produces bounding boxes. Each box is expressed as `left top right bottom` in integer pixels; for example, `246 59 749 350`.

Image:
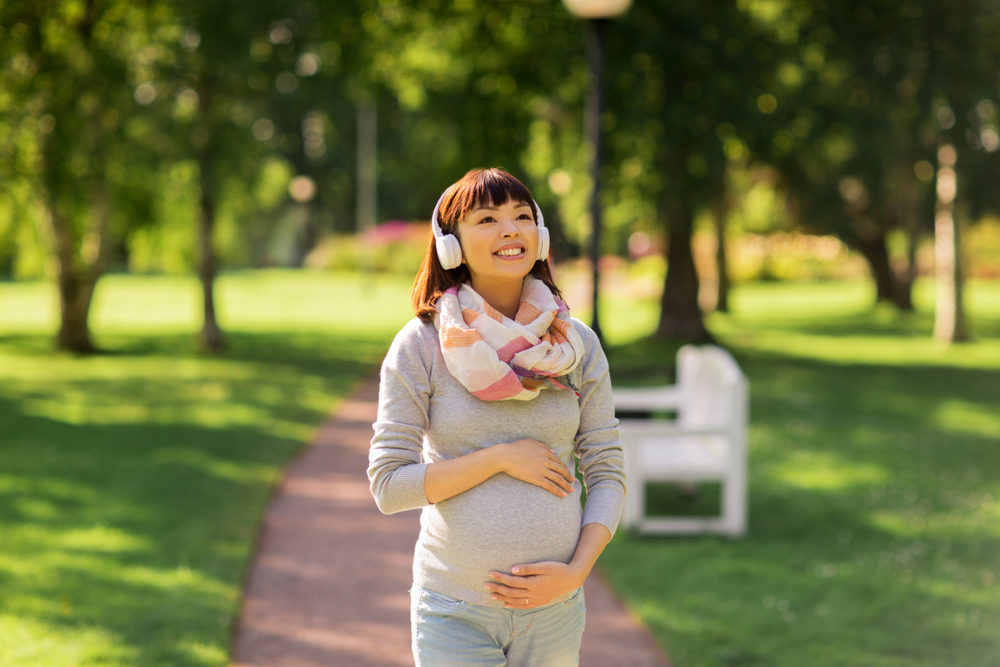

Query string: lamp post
562 0 633 342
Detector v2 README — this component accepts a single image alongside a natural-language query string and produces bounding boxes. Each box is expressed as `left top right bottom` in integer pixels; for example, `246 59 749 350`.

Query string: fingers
489 562 554 582
486 581 524 598
485 576 530 606
545 473 573 498
552 460 576 485
485 578 535 608
544 447 576 483
510 563 553 576
502 596 532 608
490 592 532 608
527 441 572 475
510 440 576 496
543 457 575 492
488 571 518 586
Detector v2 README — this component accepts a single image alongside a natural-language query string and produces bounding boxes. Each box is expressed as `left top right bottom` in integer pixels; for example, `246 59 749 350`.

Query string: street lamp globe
562 0 634 18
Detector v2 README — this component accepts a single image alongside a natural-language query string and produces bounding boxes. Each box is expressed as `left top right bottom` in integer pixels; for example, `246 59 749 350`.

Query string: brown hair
412 168 563 321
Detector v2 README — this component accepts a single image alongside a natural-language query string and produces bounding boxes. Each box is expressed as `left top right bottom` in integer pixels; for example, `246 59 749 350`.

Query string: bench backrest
678 345 743 430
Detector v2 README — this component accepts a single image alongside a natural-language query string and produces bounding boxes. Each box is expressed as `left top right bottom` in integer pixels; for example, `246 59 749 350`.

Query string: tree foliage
3 0 1000 349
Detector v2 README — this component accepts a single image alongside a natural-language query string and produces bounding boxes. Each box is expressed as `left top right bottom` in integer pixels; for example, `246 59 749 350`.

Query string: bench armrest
612 385 683 411
617 418 730 438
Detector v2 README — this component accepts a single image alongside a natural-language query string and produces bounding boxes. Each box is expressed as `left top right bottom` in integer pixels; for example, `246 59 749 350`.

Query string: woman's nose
499 218 520 236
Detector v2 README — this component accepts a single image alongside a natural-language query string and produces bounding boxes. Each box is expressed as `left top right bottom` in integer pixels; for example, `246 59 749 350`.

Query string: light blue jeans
410 585 586 667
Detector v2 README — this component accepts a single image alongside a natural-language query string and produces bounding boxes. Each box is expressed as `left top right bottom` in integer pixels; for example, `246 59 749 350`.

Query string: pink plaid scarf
434 277 585 401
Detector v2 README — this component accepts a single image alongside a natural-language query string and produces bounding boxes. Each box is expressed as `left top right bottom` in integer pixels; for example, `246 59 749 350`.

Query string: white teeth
494 248 524 256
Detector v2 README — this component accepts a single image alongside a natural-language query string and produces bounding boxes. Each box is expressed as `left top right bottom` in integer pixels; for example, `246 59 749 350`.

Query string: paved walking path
231 375 672 667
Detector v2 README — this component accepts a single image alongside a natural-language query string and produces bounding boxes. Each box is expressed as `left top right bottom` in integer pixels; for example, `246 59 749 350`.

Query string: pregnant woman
368 167 626 667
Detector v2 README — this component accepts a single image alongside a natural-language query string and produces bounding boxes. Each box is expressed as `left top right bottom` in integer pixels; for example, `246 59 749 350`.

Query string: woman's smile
493 243 526 259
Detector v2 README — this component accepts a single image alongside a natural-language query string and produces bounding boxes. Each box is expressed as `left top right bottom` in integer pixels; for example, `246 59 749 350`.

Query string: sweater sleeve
572 322 627 536
367 321 433 514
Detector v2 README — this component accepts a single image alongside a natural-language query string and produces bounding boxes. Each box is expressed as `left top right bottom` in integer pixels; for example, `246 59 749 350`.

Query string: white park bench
613 344 749 537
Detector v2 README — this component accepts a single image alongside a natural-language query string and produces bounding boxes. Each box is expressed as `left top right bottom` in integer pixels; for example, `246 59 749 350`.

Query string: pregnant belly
429 474 584 553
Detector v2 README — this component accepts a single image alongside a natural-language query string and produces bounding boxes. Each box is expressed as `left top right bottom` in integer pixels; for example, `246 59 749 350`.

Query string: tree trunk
198 85 224 352
854 232 913 310
53 235 98 352
47 179 111 353
198 171 224 351
933 145 968 343
44 6 109 354
712 197 730 313
656 199 712 341
896 159 920 308
356 102 377 274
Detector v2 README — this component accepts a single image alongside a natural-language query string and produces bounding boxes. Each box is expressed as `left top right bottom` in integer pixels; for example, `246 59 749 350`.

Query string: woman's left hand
486 561 586 609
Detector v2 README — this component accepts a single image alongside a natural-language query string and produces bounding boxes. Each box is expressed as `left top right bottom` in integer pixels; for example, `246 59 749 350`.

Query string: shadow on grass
0 330 389 665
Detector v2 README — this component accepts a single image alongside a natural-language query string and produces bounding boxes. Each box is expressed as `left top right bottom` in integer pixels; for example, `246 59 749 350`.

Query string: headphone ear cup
537 226 550 262
436 234 463 270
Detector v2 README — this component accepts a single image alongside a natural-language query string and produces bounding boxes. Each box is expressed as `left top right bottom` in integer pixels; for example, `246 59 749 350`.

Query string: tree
1 0 171 352
167 0 293 350
743 0 1000 315
600 0 777 340
933 144 967 342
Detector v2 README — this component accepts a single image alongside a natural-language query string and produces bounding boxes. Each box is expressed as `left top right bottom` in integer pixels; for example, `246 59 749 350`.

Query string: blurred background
2 0 999 350
1 1 998 666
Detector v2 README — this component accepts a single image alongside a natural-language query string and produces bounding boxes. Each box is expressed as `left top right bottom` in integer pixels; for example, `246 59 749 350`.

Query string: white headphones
431 188 551 271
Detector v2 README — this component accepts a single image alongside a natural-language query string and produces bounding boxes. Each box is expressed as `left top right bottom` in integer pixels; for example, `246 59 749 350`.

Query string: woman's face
455 198 539 293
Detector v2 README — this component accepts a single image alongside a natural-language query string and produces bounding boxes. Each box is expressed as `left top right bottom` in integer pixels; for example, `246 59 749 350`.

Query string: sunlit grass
2 270 998 666
600 277 1000 667
0 270 414 667
705 278 1000 368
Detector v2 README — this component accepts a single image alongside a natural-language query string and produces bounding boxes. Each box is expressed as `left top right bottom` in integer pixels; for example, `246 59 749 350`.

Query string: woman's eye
479 216 496 223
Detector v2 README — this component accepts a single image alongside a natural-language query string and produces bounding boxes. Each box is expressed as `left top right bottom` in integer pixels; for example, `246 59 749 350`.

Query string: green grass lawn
1 271 998 666
602 279 1000 667
0 270 414 666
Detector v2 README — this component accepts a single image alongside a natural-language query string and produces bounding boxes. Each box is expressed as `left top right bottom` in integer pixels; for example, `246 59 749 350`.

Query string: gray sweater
368 316 626 607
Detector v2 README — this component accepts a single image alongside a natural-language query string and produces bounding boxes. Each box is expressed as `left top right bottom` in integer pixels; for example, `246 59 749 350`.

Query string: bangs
439 168 536 230
413 166 562 320
465 170 534 210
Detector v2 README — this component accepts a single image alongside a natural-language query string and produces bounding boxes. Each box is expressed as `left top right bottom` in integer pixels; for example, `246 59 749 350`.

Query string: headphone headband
430 188 450 239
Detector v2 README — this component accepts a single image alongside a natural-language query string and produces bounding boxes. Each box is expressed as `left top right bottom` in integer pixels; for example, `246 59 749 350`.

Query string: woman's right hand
496 439 576 497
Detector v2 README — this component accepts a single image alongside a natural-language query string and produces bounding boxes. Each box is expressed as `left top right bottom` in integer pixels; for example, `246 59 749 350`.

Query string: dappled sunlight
173 641 226 666
0 538 235 664
725 279 876 321
212 269 413 335
0 282 59 335
152 448 281 486
933 400 1000 439
0 335 377 443
0 351 260 383
15 388 305 437
728 331 1000 369
0 615 138 666
3 272 997 665
869 504 999 539
702 279 1000 368
49 525 152 554
601 278 1000 666
0 273 414 667
768 451 888 491
3 270 417 340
